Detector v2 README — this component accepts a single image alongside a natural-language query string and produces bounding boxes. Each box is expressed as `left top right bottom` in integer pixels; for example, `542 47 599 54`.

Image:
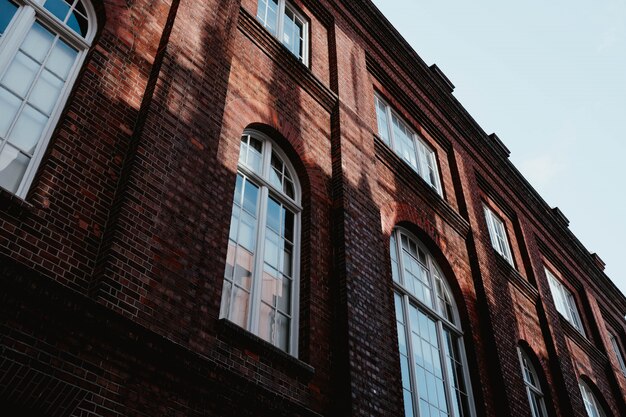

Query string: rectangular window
545 268 585 335
256 0 308 64
483 205 514 266
374 94 443 195
609 333 626 376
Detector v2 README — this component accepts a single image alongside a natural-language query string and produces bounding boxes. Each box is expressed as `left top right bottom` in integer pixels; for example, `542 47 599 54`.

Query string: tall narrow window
256 0 308 64
579 380 608 417
545 268 585 335
609 333 626 377
374 95 443 195
220 131 301 355
391 229 475 417
483 205 514 266
0 0 95 197
517 348 549 417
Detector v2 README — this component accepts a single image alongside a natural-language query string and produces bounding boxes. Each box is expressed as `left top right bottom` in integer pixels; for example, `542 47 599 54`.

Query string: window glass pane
233 248 253 290
224 135 300 353
21 23 55 64
44 0 71 23
546 268 585 334
444 330 471 417
239 135 263 173
275 311 290 350
1 51 40 98
29 69 64 116
46 40 78 80
257 0 278 35
610 334 626 374
8 104 48 154
0 0 18 37
66 6 88 36
392 114 418 170
392 230 473 417
409 305 449 417
0 144 29 193
390 233 400 283
375 97 391 145
230 285 250 327
579 382 606 417
0 87 21 137
282 7 304 61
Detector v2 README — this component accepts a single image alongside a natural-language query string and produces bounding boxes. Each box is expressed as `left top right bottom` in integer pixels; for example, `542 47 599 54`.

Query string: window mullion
437 321 455 417
386 105 395 151
249 185 269 334
0 5 35 80
413 133 423 178
278 0 286 45
401 295 420 417
289 210 301 355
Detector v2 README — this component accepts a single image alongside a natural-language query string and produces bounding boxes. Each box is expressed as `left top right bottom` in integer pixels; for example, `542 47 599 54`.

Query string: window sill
237 7 337 112
0 187 36 218
559 315 607 365
373 135 470 237
495 255 538 301
217 318 315 381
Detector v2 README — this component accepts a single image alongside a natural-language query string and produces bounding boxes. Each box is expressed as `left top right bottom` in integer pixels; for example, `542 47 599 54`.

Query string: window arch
579 380 608 417
220 130 301 355
391 228 475 417
517 347 549 417
0 0 96 197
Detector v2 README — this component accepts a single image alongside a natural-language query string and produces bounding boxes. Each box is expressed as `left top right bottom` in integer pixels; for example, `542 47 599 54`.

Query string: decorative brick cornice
237 7 338 113
334 0 625 312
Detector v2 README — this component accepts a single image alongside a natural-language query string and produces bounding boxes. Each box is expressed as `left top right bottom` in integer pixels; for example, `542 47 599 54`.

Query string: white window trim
374 94 443 196
391 228 476 417
545 268 586 336
609 333 626 377
579 380 607 417
0 0 97 198
221 129 301 356
257 0 309 65
517 348 549 417
483 205 515 266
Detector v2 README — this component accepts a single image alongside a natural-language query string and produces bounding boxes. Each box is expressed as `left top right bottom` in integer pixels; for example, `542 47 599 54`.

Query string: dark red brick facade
1 0 625 416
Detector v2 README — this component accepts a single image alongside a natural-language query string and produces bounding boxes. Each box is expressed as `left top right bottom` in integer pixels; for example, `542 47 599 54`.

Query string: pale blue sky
371 0 626 297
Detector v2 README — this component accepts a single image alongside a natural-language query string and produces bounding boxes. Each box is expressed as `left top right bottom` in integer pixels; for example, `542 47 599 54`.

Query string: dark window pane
0 0 18 36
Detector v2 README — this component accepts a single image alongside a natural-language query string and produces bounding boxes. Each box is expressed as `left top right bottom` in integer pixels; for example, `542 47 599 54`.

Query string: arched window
391 228 475 417
517 347 549 417
579 380 608 417
220 131 301 355
0 0 96 197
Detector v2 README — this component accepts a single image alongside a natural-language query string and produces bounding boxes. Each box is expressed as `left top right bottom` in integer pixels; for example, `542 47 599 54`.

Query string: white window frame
579 380 607 417
391 228 476 417
609 333 626 377
374 94 443 196
0 0 96 198
220 129 302 356
545 268 586 336
256 0 309 65
517 348 549 417
483 205 515 266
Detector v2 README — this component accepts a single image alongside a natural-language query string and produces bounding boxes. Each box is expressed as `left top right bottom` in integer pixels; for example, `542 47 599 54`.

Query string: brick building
1 0 625 416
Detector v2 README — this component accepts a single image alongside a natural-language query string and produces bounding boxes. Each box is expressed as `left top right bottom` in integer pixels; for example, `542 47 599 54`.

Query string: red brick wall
1 0 625 416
